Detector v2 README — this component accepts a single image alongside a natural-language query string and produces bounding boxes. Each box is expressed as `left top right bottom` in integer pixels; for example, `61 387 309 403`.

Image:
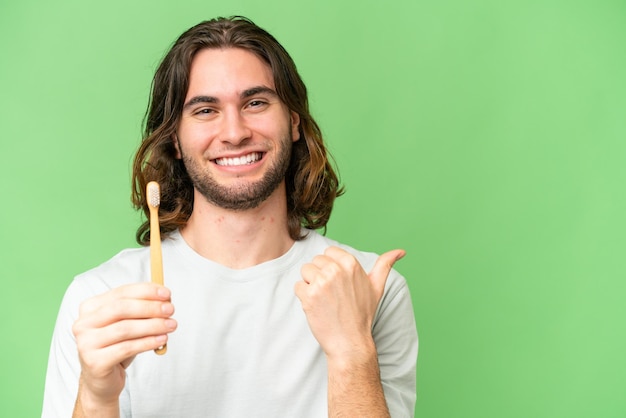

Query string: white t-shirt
43 230 418 417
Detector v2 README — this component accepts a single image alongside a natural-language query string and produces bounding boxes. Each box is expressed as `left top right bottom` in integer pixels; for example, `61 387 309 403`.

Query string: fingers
296 246 405 359
82 316 177 348
302 247 405 290
368 249 406 295
78 283 173 326
294 280 307 303
93 282 171 305
71 282 177 406
76 320 176 376
303 247 362 284
73 282 177 373
79 299 174 329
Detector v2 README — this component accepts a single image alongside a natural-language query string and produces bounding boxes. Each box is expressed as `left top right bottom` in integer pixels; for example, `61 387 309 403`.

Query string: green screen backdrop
1 1 625 417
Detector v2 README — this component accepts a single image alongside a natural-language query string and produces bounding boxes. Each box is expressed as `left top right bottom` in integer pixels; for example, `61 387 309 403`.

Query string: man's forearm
72 383 120 418
327 341 390 418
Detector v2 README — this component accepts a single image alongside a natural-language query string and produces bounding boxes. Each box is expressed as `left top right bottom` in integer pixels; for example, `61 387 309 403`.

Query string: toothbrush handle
149 206 164 285
149 205 167 355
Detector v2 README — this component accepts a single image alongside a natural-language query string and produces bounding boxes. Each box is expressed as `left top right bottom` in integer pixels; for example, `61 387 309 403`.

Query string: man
43 16 418 417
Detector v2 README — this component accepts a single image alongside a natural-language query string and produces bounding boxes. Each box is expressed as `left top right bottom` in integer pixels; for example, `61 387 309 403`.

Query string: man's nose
219 110 252 145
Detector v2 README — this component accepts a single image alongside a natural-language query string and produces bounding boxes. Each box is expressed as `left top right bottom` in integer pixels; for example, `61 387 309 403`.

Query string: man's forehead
189 48 273 78
186 48 275 97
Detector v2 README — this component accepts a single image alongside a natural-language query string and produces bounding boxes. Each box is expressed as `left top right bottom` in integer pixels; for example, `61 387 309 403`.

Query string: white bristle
147 182 160 207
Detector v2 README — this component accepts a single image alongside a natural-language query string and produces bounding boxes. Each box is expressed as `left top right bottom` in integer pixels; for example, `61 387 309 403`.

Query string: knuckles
300 249 367 291
324 247 362 275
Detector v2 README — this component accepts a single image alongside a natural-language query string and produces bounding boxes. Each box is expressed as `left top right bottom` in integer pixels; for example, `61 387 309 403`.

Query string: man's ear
290 111 301 142
173 134 182 159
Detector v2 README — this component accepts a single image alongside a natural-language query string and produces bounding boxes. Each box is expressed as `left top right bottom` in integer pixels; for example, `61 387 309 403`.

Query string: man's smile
213 152 264 167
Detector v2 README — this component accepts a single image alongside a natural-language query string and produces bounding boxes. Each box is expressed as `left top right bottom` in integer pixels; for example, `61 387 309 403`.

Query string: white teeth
215 152 262 166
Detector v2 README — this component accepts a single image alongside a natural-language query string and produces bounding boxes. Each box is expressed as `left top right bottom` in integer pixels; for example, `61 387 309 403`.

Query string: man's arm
295 247 405 417
73 378 122 418
327 338 390 417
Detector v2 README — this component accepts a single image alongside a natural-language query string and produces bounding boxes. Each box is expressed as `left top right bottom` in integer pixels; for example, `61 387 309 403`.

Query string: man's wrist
325 336 379 372
73 384 120 418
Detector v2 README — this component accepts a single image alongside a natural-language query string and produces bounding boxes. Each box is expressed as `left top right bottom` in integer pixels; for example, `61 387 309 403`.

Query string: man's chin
196 182 282 211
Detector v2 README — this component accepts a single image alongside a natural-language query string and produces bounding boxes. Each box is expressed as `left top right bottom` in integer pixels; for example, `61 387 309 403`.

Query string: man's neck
179 186 294 269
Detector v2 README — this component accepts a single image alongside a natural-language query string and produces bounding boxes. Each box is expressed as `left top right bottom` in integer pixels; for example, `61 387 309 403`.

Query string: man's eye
195 108 214 115
248 100 267 108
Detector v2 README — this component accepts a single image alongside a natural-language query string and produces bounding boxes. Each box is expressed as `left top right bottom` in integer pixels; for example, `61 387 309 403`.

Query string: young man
43 16 418 417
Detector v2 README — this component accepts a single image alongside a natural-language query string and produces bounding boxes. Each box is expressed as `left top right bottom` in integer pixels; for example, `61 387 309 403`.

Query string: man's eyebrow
241 86 278 99
183 95 218 110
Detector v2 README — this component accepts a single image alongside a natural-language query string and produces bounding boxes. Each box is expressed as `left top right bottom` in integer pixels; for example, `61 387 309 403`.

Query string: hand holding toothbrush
71 283 176 415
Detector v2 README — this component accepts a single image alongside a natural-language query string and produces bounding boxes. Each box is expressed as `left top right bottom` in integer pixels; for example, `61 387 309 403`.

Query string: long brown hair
132 16 343 245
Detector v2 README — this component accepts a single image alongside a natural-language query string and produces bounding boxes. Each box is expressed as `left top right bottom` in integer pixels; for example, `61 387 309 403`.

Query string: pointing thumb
369 249 406 295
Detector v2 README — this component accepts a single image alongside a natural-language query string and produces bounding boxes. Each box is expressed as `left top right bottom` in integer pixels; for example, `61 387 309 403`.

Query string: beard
180 134 293 211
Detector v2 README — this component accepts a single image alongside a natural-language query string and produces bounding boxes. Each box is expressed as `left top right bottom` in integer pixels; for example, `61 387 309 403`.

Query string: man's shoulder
52 245 152 312
72 246 150 291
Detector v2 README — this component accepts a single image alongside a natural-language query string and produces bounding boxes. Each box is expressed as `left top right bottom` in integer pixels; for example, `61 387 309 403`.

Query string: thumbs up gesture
295 247 405 361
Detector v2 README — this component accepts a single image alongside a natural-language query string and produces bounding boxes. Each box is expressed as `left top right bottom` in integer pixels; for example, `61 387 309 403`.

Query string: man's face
176 47 300 210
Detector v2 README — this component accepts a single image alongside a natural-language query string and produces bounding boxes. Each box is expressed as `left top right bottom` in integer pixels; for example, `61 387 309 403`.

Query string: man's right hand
71 283 177 416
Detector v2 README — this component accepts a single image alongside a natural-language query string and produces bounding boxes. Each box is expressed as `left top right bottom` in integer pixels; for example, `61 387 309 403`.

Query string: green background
1 0 625 416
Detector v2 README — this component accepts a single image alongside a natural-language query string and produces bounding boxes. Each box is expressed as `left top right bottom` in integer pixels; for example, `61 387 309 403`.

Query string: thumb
369 249 406 295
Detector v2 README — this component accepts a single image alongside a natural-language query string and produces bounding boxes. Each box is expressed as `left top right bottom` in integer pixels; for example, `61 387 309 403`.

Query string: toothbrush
147 181 167 355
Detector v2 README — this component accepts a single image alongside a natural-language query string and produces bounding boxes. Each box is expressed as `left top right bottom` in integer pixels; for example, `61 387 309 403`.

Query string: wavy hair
131 16 343 245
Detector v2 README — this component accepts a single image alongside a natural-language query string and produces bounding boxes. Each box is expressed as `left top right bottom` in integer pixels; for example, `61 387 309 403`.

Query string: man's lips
213 152 264 167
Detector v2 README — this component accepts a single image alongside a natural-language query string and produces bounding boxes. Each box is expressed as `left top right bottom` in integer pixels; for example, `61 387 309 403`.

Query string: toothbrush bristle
147 182 160 207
